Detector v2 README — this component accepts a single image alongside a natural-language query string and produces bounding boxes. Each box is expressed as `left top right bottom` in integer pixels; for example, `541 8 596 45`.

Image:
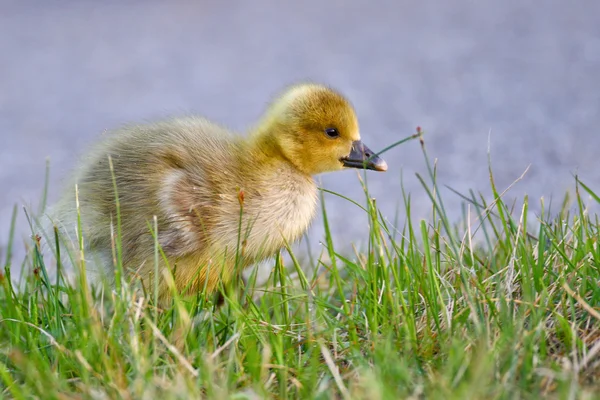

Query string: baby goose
47 83 387 300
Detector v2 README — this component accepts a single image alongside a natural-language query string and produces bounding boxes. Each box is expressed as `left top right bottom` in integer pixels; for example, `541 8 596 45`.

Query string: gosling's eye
324 128 339 138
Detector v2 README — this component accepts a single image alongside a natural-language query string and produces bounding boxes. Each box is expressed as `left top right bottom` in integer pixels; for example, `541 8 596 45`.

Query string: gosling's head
258 83 387 176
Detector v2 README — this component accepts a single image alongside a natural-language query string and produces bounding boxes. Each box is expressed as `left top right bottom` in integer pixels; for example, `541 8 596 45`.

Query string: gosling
45 83 387 300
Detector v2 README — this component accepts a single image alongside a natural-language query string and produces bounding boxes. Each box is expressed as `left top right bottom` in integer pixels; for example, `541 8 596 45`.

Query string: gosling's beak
341 140 388 172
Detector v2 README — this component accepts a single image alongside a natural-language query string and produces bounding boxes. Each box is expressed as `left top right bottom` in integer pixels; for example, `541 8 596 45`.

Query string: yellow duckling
46 83 387 300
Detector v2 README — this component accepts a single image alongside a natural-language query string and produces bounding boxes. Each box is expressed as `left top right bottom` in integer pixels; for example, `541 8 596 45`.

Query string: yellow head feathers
253 83 387 175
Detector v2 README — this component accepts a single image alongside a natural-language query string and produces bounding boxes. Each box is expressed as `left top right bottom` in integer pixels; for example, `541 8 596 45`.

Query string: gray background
2 0 599 267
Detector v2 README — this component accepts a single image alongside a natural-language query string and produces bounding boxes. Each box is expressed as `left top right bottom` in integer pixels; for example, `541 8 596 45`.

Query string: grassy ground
1 133 599 399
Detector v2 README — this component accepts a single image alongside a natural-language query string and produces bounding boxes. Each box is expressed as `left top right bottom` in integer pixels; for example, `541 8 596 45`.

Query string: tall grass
1 133 599 399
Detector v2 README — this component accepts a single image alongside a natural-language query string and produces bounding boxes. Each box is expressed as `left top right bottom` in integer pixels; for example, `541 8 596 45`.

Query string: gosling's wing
156 167 214 258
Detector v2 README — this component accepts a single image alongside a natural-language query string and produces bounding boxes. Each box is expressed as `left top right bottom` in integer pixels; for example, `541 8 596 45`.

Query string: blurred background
2 0 600 268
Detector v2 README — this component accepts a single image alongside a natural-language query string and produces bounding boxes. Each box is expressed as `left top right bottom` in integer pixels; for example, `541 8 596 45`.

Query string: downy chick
46 83 387 300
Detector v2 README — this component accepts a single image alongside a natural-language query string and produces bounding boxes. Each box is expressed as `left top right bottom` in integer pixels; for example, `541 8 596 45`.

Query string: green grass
1 132 600 399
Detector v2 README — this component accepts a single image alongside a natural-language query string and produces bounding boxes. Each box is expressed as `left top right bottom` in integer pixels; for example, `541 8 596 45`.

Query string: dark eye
324 128 339 138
